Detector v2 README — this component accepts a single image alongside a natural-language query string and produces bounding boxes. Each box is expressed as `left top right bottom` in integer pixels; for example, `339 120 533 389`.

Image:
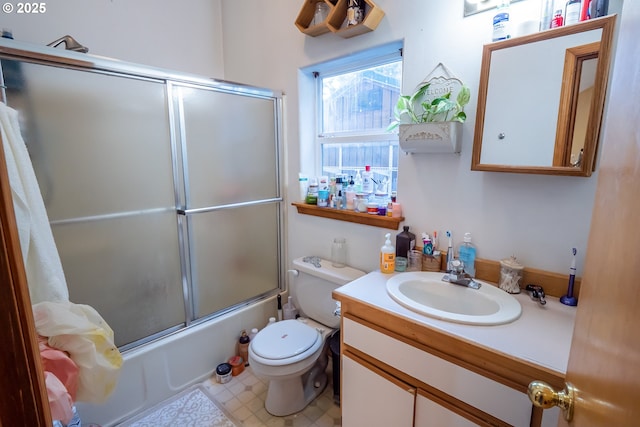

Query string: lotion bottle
362 165 374 195
380 233 396 274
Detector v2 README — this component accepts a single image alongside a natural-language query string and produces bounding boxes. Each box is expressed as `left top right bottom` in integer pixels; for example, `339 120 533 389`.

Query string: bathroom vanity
333 271 576 426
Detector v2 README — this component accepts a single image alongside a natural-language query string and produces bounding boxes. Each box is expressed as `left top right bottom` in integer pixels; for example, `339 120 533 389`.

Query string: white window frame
311 41 403 191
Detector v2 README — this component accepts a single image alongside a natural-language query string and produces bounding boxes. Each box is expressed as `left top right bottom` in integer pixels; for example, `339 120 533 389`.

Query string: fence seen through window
318 57 402 194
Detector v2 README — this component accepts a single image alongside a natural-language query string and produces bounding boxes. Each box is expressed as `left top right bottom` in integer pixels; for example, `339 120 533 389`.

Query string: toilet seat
250 319 322 366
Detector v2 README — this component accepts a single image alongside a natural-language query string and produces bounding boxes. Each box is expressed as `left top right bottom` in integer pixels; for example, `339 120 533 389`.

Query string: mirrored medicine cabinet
472 15 616 176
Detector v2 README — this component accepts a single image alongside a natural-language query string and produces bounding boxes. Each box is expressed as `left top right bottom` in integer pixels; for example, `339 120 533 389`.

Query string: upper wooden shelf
295 0 385 38
292 202 404 230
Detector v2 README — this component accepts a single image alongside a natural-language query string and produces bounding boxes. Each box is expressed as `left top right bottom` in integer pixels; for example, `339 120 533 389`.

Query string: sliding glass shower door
4 62 185 347
1 46 283 350
174 84 282 319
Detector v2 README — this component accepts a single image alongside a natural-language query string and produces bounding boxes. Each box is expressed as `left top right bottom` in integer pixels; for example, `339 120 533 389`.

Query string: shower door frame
0 38 286 351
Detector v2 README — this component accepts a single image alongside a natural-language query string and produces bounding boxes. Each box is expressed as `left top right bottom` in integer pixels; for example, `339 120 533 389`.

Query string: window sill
292 202 404 230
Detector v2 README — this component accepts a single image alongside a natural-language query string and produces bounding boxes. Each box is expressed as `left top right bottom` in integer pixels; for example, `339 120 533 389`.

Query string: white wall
221 0 623 277
0 0 623 422
1 0 225 78
2 0 619 278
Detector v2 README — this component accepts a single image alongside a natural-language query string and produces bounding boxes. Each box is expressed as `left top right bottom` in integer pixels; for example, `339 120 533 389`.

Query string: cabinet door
342 354 415 427
415 390 480 427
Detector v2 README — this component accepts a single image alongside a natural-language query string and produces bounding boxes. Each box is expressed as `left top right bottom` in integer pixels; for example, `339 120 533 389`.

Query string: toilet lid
252 319 320 361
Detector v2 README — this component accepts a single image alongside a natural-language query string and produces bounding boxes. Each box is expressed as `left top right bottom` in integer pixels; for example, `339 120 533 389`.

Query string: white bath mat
119 385 237 427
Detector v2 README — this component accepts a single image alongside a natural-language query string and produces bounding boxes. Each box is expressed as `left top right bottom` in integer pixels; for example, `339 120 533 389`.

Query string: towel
33 301 123 403
0 102 69 303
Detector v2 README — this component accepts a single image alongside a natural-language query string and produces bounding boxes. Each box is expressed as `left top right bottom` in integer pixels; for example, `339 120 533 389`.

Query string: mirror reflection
472 16 615 176
553 45 599 167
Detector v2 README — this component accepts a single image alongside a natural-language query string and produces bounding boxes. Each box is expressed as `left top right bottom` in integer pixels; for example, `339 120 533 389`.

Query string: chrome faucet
526 284 547 306
442 259 481 290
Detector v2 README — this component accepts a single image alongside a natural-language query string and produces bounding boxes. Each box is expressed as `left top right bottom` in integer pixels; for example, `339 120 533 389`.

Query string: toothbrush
433 231 439 251
446 230 453 270
560 248 578 306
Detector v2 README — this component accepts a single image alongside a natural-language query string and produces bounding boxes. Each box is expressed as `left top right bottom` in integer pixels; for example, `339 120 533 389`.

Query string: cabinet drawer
343 317 532 427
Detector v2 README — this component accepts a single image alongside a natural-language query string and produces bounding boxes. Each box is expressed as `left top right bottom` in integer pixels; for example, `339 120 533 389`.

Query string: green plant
387 83 471 131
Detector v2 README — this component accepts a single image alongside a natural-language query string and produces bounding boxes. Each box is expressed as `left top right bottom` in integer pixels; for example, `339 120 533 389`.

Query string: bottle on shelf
346 176 356 210
362 165 374 195
305 177 318 204
354 170 363 193
539 0 554 30
329 177 336 208
551 9 564 27
492 0 511 42
335 177 343 209
564 0 582 25
341 176 348 208
580 0 591 21
590 0 608 18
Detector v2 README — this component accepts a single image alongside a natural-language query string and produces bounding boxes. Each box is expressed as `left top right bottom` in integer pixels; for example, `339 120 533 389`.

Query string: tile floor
202 365 342 427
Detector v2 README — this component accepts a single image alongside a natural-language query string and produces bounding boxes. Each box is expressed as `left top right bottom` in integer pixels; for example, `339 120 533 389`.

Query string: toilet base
264 350 330 416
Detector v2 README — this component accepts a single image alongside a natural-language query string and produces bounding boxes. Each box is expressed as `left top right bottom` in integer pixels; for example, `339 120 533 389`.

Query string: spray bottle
380 233 395 274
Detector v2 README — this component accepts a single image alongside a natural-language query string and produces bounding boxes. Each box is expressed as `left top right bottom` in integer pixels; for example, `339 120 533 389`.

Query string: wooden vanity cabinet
343 353 482 426
339 313 561 427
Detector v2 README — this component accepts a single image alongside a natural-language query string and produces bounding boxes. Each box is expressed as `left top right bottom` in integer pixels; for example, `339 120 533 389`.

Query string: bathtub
75 298 275 426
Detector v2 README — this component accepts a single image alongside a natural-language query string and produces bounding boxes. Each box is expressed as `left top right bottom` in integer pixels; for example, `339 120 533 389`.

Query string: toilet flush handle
287 269 299 277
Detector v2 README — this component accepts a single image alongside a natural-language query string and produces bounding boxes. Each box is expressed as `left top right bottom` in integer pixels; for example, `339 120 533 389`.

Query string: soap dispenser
457 232 477 277
380 233 395 274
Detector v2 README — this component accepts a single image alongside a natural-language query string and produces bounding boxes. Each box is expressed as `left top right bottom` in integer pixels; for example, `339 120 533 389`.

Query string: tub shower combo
0 37 284 425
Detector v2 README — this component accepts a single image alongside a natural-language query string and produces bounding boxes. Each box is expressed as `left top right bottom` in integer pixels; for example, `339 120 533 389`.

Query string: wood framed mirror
471 15 616 176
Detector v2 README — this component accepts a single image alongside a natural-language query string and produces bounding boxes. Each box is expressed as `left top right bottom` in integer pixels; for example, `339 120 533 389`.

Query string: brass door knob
527 380 576 421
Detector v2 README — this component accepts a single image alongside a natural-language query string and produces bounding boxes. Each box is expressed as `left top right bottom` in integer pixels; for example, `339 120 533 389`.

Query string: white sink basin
386 272 521 325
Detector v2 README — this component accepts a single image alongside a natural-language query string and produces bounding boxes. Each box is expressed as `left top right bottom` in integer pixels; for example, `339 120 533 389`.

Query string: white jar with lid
499 256 524 294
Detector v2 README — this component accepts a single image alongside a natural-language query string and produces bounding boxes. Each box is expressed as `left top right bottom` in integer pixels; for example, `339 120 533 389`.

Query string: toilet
248 256 365 416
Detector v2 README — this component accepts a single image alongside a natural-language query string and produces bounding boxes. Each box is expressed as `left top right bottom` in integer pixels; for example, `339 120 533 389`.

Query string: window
315 44 402 194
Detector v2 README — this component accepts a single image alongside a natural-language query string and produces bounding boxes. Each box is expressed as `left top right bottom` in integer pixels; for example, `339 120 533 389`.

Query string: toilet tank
291 256 366 328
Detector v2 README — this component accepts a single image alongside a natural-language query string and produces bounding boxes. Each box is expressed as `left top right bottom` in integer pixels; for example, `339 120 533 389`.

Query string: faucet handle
450 259 464 274
526 284 547 306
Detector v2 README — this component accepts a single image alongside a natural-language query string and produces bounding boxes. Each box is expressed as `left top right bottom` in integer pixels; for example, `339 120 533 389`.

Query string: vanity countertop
333 271 577 377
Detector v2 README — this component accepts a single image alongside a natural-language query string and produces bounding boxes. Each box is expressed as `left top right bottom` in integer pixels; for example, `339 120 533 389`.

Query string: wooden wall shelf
295 0 342 37
329 0 385 38
292 202 404 230
295 0 384 38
